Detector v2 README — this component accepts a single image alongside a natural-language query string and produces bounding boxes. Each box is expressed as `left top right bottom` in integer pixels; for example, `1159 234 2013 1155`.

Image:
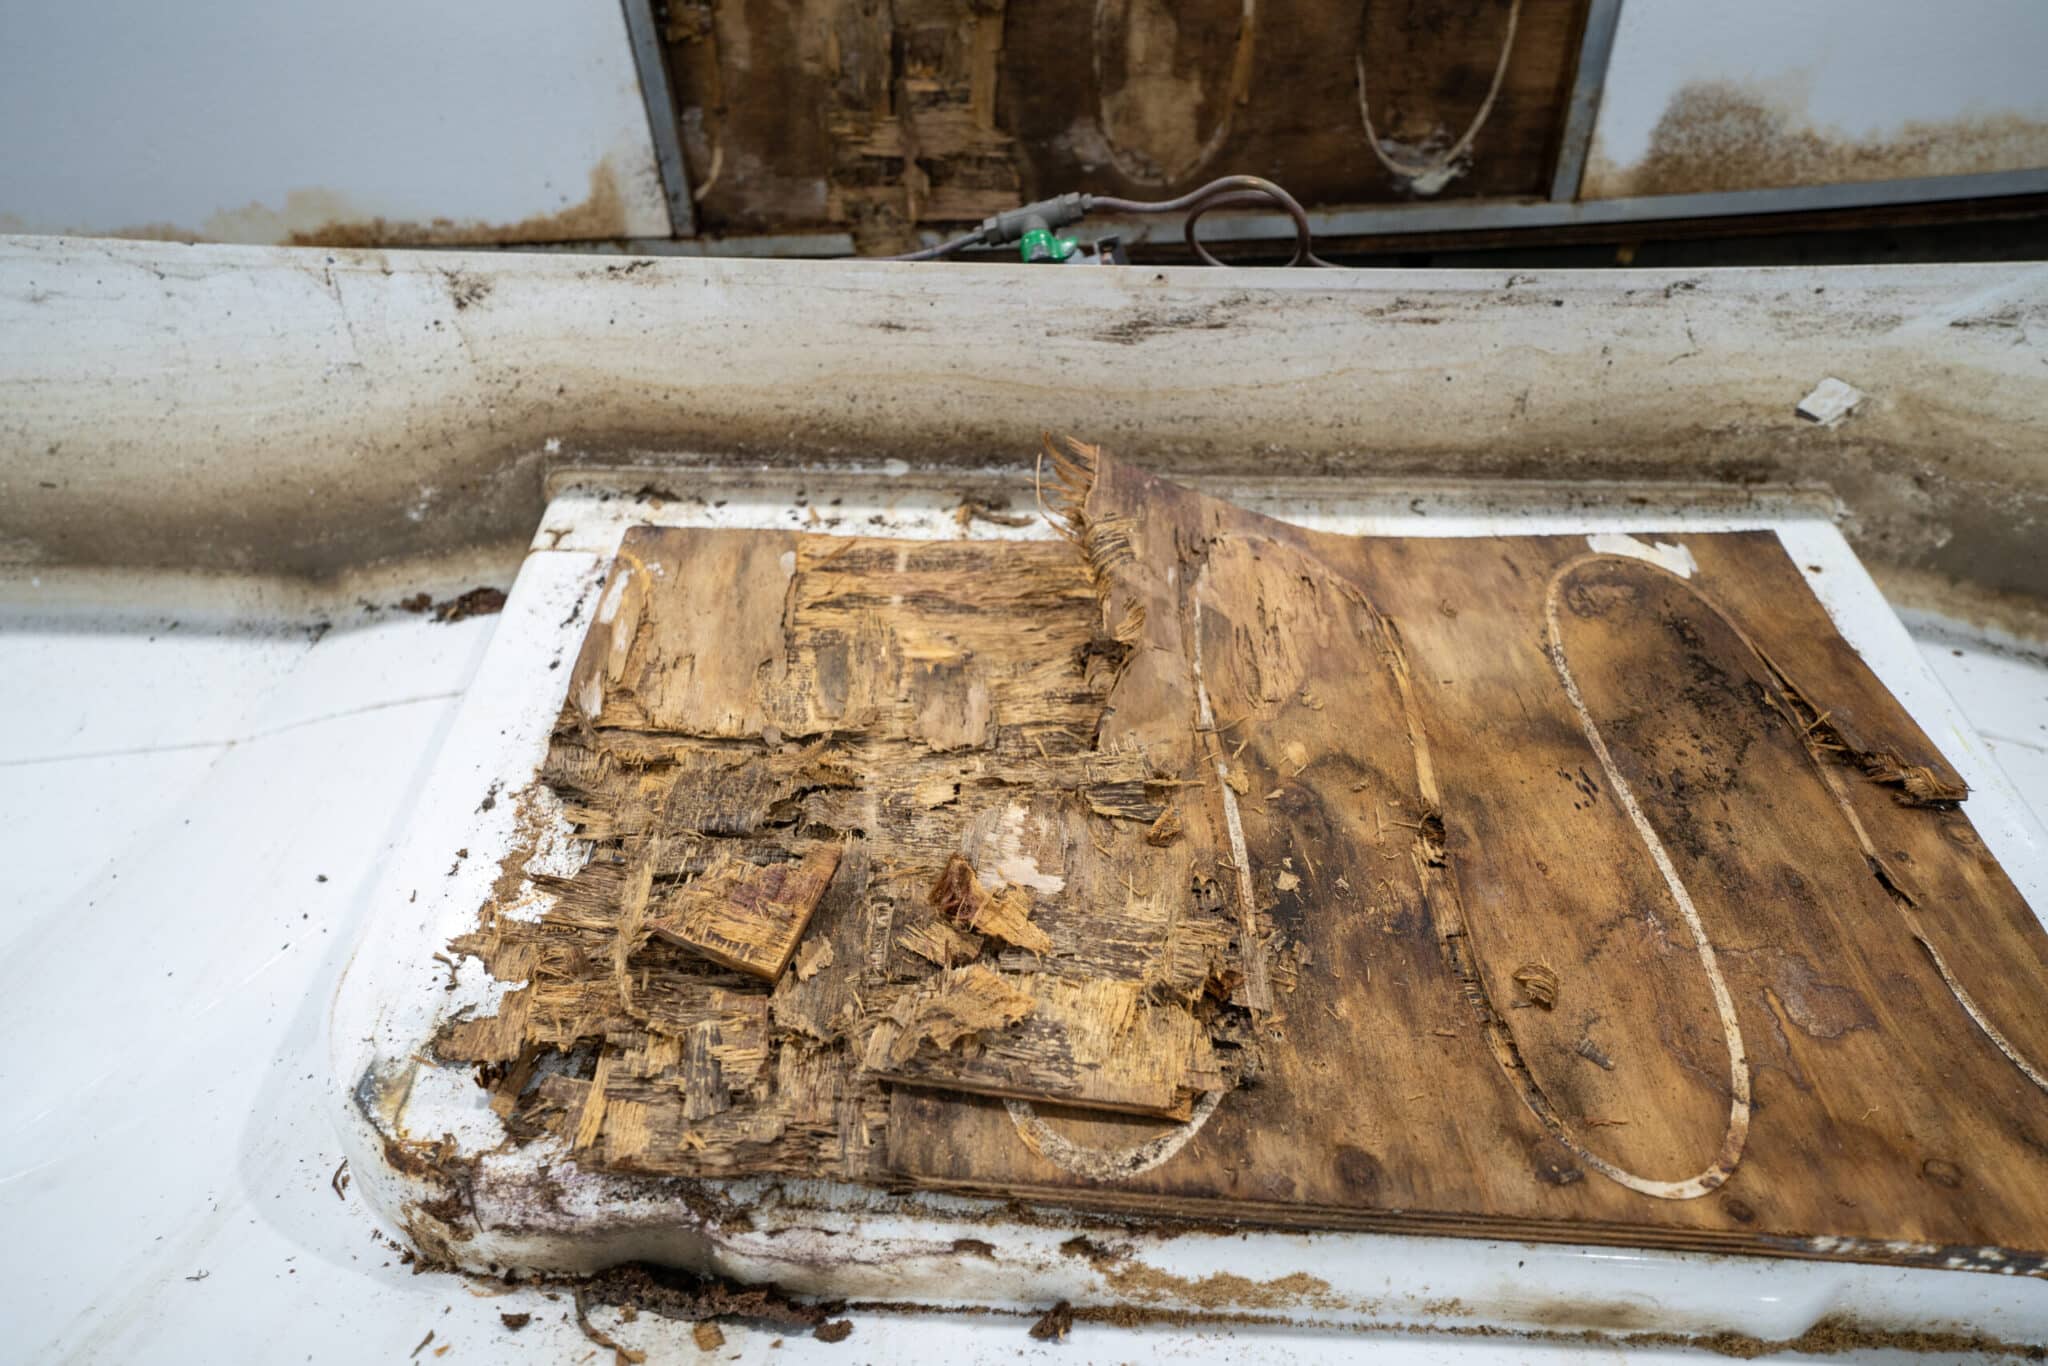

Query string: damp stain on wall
1584 80 2048 199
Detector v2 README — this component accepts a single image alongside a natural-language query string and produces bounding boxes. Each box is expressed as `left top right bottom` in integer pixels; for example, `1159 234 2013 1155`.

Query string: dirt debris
564 1261 827 1334
572 1287 646 1365
954 496 1037 531
1028 1300 1076 1341
395 586 510 623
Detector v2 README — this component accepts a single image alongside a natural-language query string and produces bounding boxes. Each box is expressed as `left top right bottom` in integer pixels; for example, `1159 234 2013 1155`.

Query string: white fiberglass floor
0 575 2044 1365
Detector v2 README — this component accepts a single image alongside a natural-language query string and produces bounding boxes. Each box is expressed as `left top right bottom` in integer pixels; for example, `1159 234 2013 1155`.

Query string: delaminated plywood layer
663 0 1589 249
441 522 1261 1178
443 447 2048 1274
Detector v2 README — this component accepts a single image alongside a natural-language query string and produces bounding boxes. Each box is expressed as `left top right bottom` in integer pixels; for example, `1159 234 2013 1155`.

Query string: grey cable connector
975 194 1089 247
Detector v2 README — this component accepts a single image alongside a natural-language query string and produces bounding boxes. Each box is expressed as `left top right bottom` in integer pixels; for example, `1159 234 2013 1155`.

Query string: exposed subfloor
2 569 2045 1363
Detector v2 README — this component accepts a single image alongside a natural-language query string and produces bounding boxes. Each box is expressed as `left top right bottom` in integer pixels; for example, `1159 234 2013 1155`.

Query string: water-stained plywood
443 446 2048 1275
443 518 1260 1178
662 0 1589 249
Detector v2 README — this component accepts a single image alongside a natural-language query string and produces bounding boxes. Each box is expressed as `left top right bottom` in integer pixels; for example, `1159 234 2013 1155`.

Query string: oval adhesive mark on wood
1354 0 1520 195
1093 0 1256 186
1007 1090 1222 1181
1519 555 1753 1199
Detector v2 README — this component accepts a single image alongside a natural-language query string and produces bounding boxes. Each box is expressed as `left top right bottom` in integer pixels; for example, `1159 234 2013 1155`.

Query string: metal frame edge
619 0 697 238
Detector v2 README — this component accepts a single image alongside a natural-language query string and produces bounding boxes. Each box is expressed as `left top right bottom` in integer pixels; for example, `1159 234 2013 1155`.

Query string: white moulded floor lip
329 471 2048 1353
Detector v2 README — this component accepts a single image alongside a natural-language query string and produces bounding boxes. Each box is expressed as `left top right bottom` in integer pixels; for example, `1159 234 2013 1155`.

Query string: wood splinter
864 963 1037 1069
929 854 1053 954
645 843 842 981
1512 962 1559 1010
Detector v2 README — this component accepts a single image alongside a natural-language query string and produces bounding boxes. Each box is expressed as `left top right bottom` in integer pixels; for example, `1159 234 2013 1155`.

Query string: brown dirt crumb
1659 1314 2048 1360
1029 1300 1075 1342
1057 1234 1127 1271
435 586 509 623
393 587 508 623
499 1312 531 1330
565 1263 821 1332
693 1321 726 1351
813 1319 854 1343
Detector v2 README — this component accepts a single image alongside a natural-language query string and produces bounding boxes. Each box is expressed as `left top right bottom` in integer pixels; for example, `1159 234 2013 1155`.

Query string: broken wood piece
645 844 842 981
792 937 836 982
897 917 984 969
1145 805 1184 846
863 964 1036 1070
866 971 1223 1120
1513 962 1559 1010
928 854 1052 954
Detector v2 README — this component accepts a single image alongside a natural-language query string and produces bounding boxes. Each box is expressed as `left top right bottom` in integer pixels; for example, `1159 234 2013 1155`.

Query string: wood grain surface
443 447 2048 1275
664 0 1588 246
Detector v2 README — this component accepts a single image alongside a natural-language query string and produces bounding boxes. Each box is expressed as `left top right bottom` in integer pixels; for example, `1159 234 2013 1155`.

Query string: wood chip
645 844 842 980
793 937 836 982
927 854 1051 954
863 963 1036 1069
1513 962 1560 1010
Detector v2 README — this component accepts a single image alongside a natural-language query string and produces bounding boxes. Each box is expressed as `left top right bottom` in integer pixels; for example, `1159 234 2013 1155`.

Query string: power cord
883 175 1341 267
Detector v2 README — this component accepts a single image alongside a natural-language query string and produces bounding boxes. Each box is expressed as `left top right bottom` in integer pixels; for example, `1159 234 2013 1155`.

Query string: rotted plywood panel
440 449 2048 1272
664 0 1587 249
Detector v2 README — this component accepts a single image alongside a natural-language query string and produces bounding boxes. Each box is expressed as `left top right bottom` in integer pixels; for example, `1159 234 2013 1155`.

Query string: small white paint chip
543 436 563 455
778 549 798 578
1796 377 1866 427
1585 532 1697 578
882 459 911 477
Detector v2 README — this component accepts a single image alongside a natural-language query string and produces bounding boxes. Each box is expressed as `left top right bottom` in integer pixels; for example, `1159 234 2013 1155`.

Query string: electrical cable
883 173 1345 267
1090 174 1324 267
883 229 989 262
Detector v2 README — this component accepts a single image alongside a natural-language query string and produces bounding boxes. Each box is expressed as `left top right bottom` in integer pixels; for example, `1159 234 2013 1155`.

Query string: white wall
1585 0 2048 198
0 0 670 242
